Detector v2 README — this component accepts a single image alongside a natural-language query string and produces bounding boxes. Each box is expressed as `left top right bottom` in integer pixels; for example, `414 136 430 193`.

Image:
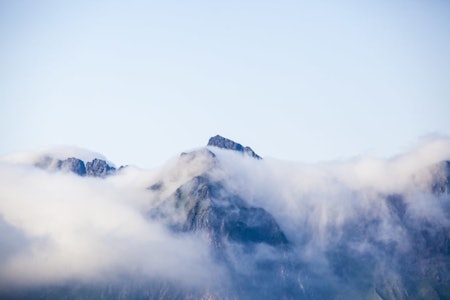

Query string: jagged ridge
207 135 262 159
36 156 116 177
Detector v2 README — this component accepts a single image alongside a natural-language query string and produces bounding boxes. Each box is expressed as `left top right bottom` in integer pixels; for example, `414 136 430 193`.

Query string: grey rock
171 175 288 247
86 158 116 177
207 135 262 159
149 175 297 299
34 155 116 178
57 157 86 176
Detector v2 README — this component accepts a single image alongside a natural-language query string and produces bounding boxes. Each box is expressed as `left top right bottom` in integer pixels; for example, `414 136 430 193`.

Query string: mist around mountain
0 136 449 299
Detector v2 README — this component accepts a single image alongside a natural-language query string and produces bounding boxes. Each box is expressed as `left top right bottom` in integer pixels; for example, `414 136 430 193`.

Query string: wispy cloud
0 136 449 298
0 161 224 289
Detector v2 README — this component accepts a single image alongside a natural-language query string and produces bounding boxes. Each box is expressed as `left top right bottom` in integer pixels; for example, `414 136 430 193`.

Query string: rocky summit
35 156 116 177
207 134 262 159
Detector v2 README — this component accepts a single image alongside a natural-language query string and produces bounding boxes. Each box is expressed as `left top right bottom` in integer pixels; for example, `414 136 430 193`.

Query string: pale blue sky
1 0 449 167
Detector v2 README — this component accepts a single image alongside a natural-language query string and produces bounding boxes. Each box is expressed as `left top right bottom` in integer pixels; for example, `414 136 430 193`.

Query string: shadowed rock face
148 174 298 299
57 157 86 176
207 135 262 159
86 158 116 177
324 192 450 300
170 175 288 248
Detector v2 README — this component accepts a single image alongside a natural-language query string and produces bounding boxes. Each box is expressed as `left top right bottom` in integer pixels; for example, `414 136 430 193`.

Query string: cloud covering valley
0 137 449 298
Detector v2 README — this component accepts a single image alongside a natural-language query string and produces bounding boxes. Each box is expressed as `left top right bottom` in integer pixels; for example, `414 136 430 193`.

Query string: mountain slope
0 136 449 299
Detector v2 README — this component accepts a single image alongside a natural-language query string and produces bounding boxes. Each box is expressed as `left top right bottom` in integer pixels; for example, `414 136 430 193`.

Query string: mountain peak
207 135 262 159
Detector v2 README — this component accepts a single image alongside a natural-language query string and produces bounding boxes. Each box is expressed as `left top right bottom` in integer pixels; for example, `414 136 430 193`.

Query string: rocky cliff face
145 147 301 299
208 134 262 159
86 158 116 177
157 175 288 247
57 157 87 176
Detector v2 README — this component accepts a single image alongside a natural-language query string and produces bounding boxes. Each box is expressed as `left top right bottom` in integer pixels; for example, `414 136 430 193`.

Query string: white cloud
0 161 224 289
0 136 449 297
207 136 450 255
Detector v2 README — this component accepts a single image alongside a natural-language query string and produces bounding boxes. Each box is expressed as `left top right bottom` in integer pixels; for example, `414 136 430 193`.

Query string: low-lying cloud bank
210 136 450 236
0 161 224 290
0 137 449 298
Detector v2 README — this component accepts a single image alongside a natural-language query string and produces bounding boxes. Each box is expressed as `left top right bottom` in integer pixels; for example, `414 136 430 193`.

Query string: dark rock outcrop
149 174 295 299
207 135 262 159
35 156 116 178
86 158 116 177
57 157 87 176
171 175 288 248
